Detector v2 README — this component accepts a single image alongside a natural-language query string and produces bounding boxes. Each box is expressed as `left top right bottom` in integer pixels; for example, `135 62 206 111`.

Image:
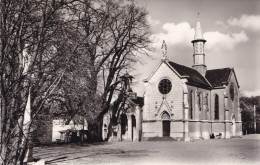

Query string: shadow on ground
44 149 154 164
146 137 178 141
34 142 157 164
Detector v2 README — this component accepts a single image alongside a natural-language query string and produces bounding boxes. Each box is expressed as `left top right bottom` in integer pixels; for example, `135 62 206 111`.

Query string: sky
131 0 260 97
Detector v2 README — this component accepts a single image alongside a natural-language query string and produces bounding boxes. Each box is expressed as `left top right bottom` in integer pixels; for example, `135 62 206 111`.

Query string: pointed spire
194 12 204 40
192 13 207 76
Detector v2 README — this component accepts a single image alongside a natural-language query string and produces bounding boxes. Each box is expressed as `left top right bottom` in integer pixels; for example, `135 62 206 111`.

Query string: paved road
33 134 260 165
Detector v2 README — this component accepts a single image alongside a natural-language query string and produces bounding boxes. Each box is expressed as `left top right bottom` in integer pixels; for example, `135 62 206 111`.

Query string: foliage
240 96 260 133
49 0 151 124
0 0 151 163
240 96 260 121
0 0 80 164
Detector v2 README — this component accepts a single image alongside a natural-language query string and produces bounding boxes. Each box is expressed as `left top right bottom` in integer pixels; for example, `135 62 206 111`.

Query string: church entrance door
161 111 171 137
163 121 170 137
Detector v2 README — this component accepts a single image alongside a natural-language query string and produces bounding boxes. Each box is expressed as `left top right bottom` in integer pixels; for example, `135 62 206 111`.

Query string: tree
95 0 151 139
50 0 152 133
0 0 78 164
0 0 151 163
240 96 260 134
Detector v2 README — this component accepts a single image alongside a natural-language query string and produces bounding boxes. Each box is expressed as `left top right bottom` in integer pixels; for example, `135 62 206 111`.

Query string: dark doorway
131 115 136 141
163 121 170 137
121 114 127 135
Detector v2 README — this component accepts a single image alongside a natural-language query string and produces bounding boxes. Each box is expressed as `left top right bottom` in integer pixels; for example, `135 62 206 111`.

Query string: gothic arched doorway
231 115 236 136
161 111 171 137
131 115 136 141
121 114 127 139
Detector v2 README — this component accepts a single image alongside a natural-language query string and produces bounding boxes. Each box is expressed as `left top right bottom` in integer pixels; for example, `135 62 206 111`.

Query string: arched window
204 94 208 120
190 91 193 119
214 95 219 120
230 84 235 101
205 94 208 107
131 115 136 127
197 92 201 111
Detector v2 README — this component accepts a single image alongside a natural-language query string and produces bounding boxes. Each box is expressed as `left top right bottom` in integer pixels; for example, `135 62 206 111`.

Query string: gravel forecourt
33 134 260 165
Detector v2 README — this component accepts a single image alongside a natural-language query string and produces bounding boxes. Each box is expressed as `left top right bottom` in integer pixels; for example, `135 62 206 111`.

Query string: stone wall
227 71 242 136
102 105 142 142
187 85 211 139
141 62 242 140
143 62 184 138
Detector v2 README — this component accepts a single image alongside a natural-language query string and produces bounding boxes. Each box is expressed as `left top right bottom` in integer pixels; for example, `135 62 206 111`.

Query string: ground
33 134 260 165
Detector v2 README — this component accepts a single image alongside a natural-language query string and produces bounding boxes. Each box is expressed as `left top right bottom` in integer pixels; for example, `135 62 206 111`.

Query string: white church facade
102 18 242 141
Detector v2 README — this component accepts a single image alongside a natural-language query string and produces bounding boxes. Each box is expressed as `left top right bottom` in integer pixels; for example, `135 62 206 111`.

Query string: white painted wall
52 119 88 142
143 62 184 137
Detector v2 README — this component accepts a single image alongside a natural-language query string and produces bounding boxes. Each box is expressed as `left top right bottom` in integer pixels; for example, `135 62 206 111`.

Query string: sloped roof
131 97 144 107
205 68 232 87
168 61 211 88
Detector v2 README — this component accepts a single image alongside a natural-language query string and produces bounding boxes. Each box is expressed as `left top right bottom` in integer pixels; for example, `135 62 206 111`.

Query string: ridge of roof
144 59 236 89
207 67 232 71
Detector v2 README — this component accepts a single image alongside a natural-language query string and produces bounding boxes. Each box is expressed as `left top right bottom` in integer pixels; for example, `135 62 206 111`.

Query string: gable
156 100 174 117
205 68 232 87
205 68 239 88
228 69 240 89
143 61 185 120
144 60 181 83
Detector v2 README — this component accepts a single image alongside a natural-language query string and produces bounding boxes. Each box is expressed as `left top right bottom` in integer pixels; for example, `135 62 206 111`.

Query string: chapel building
102 17 242 141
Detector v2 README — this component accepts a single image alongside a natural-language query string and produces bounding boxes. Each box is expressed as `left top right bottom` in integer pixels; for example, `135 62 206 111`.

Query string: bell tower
192 13 207 76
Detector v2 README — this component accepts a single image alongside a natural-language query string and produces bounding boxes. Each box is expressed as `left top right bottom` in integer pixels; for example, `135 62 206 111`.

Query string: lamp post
254 105 256 133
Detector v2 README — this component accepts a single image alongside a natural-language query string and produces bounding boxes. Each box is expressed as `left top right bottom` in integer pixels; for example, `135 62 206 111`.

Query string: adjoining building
102 17 242 141
33 115 88 144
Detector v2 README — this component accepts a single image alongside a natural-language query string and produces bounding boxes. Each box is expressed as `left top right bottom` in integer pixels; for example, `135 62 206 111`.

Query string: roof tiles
205 68 232 87
168 61 211 88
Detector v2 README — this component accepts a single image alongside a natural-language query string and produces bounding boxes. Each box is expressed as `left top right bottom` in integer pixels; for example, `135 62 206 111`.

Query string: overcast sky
132 0 260 97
